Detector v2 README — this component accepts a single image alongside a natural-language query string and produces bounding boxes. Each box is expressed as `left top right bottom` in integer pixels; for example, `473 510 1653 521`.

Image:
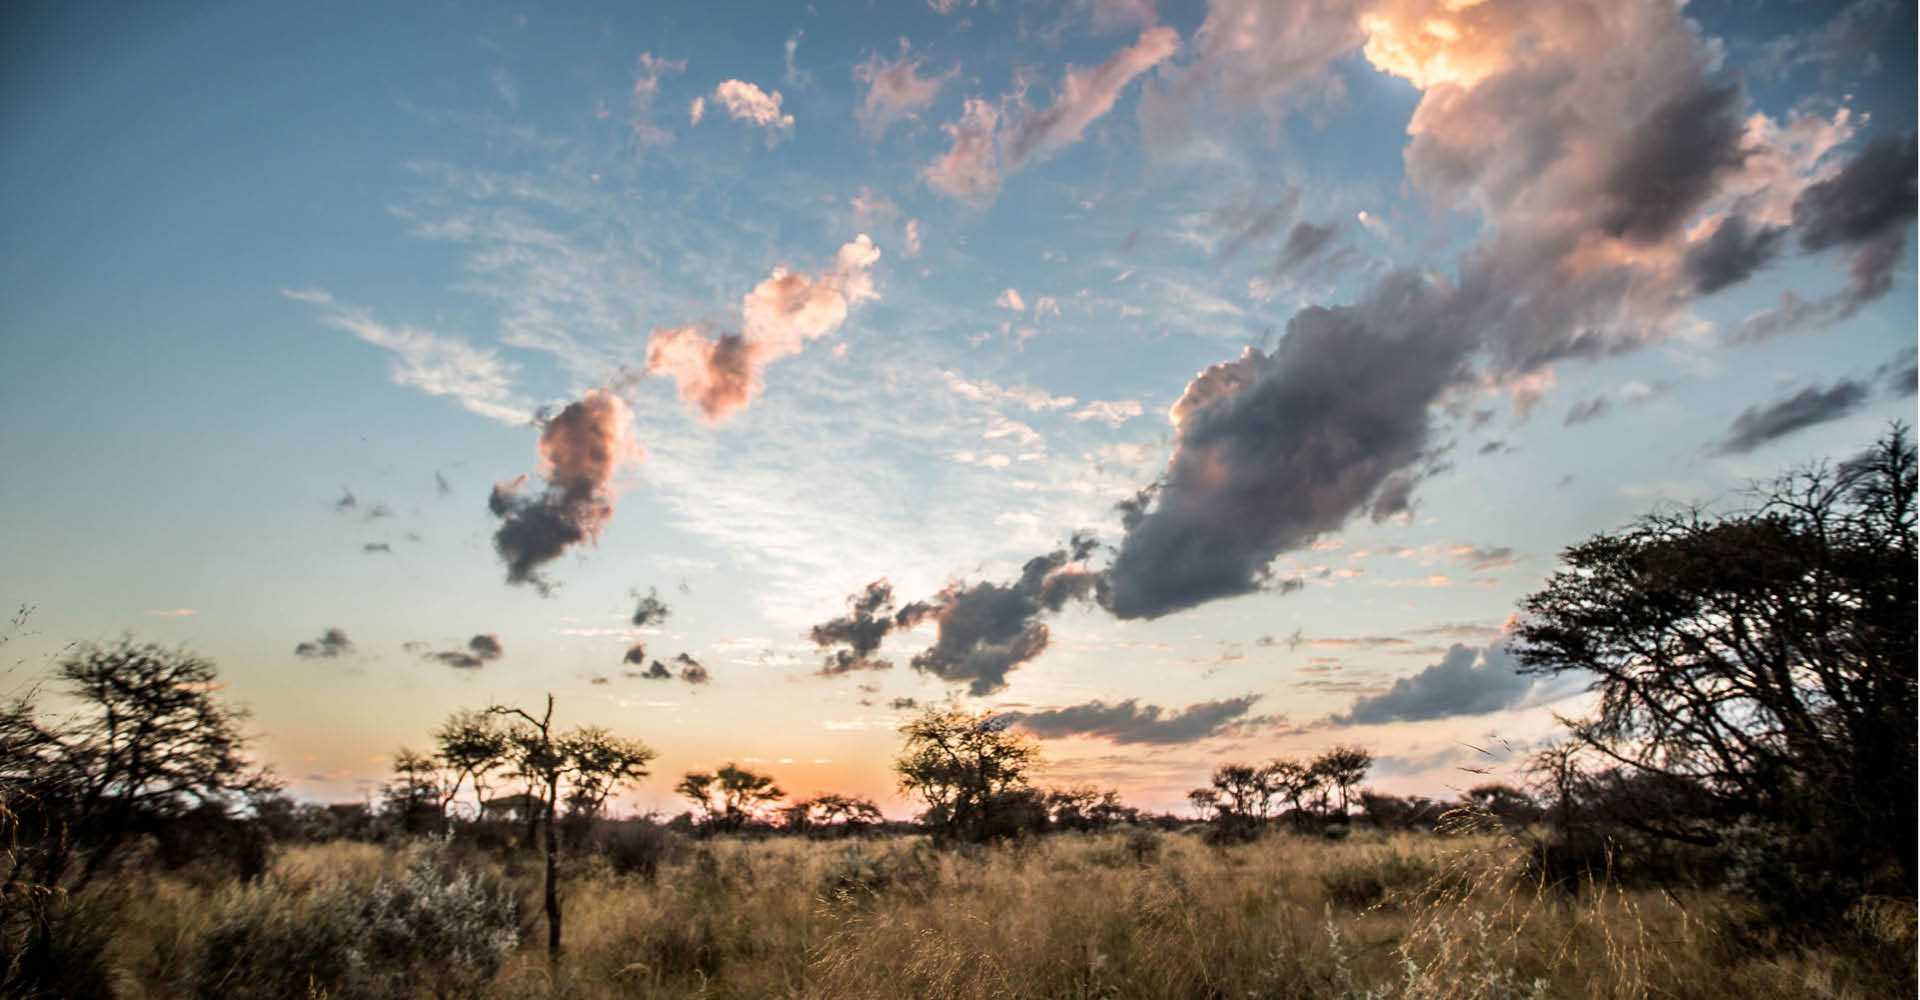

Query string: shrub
588 817 684 881
818 844 937 904
190 840 517 999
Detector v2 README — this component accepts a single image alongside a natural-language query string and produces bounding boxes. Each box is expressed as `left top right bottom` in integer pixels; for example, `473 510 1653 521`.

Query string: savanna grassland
46 821 1919 1000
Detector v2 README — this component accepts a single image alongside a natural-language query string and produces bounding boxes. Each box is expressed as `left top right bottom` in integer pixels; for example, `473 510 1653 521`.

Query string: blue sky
2 0 1913 816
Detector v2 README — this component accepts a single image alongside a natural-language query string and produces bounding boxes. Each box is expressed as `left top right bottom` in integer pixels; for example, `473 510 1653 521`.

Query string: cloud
689 96 705 124
335 487 357 511
905 533 1101 695
435 471 453 496
675 652 711 685
488 389 642 593
1100 270 1471 619
419 634 505 670
1684 214 1787 295
904 219 924 257
630 52 686 109
294 627 354 659
1091 0 1872 622
1071 399 1144 427
1005 26 1179 168
784 31 810 88
926 27 1175 203
647 236 881 421
923 98 1002 203
285 290 531 425
1274 220 1341 274
1712 379 1871 455
854 40 951 134
630 658 674 680
1138 0 1365 145
630 587 671 628
1563 396 1610 426
363 542 392 554
710 79 794 132
1334 643 1546 725
811 579 902 675
994 287 1028 312
1000 695 1263 744
1791 133 1917 314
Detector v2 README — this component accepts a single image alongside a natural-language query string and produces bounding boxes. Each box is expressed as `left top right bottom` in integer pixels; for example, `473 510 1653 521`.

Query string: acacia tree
0 638 278 884
1514 427 1917 888
380 748 444 834
1309 745 1373 822
489 695 655 957
560 726 655 822
1262 757 1320 828
434 709 511 820
894 705 1040 843
675 763 784 833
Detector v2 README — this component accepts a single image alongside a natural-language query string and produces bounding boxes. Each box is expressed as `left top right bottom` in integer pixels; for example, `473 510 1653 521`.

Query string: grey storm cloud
419 634 505 670
1100 270 1474 620
630 588 671 628
907 533 1101 695
674 652 711 686
1793 134 1918 315
1794 134 1919 252
622 643 647 665
488 390 638 595
1712 379 1871 455
294 627 354 659
1598 83 1746 244
1684 214 1787 295
811 579 901 675
1335 643 1542 725
999 695 1264 745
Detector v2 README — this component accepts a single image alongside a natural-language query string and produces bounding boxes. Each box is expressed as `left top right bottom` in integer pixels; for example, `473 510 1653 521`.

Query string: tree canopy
1515 426 1916 886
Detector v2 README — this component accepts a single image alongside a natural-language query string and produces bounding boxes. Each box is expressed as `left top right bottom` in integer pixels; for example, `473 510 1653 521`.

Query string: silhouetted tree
895 705 1040 844
487 696 651 955
1262 757 1320 829
1045 785 1136 831
1309 745 1372 822
0 638 278 884
675 763 783 833
1515 426 1917 893
559 726 655 822
380 748 444 834
434 709 511 820
0 639 278 990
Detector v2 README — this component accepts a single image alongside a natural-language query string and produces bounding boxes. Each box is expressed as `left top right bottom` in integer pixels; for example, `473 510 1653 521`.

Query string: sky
1 0 1914 818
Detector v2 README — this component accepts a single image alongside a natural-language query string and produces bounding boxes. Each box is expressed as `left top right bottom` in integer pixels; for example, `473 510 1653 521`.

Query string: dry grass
78 827 1916 999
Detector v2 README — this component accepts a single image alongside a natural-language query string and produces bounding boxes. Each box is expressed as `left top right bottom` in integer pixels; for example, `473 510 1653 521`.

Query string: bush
818 844 937 904
0 889 117 1000
588 817 685 881
190 840 517 999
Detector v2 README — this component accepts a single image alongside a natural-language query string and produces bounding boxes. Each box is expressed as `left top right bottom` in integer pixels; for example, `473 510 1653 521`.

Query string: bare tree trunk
544 773 561 957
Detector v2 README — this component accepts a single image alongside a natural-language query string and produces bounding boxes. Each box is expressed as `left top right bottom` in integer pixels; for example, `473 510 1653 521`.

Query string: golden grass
85 827 1917 999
